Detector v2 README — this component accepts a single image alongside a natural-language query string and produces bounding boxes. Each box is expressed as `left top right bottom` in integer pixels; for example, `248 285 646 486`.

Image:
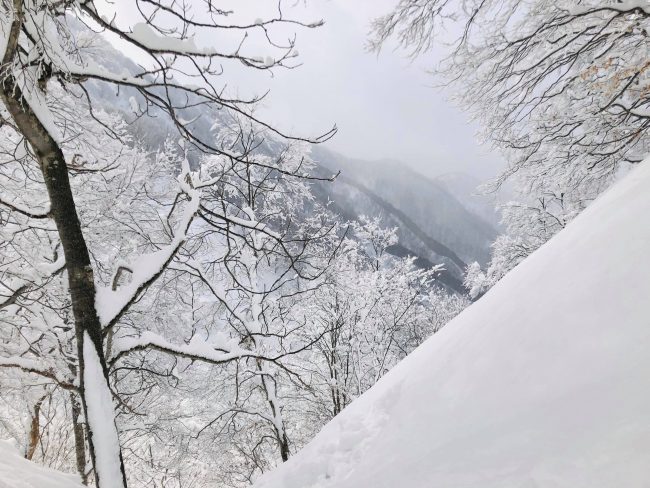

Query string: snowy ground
4 161 650 488
254 159 650 487
0 441 84 488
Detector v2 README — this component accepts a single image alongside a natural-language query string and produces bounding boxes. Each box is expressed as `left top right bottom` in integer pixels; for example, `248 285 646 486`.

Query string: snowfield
0 441 84 488
3 159 650 487
254 159 650 488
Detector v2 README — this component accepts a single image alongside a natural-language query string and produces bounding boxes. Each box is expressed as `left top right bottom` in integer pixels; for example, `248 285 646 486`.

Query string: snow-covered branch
98 160 200 330
0 356 76 391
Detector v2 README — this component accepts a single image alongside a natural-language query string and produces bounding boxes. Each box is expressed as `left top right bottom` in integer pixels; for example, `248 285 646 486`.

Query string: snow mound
0 440 84 488
255 159 650 488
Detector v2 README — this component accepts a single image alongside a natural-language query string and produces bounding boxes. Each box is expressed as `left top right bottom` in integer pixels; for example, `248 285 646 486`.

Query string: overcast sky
106 0 504 180
249 0 504 180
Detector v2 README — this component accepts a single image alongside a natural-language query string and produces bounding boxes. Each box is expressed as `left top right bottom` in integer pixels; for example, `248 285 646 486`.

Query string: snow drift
255 160 650 488
0 441 84 488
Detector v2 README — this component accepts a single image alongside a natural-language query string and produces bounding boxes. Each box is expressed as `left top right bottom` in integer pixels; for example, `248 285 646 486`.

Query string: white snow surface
255 159 650 488
82 332 124 488
0 440 84 488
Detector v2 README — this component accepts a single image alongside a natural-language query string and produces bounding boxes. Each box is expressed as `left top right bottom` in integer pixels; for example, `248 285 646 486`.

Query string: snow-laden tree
0 1 334 486
170 215 468 487
372 1 649 182
0 103 338 487
0 93 147 484
464 190 586 298
0 2 473 485
302 217 467 421
103 124 341 485
0 112 467 485
372 0 649 290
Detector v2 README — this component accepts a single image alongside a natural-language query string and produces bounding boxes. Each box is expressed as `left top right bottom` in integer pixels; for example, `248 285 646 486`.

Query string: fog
250 0 505 180
103 0 504 180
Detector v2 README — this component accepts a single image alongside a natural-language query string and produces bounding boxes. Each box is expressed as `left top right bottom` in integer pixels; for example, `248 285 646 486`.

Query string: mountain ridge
311 146 498 268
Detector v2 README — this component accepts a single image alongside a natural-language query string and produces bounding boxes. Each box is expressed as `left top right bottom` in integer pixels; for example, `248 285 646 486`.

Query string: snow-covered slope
0 441 84 488
254 159 650 488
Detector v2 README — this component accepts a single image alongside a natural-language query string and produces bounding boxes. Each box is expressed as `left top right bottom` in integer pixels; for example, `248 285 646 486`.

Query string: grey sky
252 0 504 180
106 0 504 180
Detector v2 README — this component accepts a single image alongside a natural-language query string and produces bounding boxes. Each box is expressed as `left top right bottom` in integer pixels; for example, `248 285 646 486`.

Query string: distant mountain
82 37 497 294
435 172 502 230
310 147 499 281
309 166 467 293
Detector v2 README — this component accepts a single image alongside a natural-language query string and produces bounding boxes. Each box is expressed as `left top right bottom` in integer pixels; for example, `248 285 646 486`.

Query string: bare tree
0 1 334 486
372 0 650 288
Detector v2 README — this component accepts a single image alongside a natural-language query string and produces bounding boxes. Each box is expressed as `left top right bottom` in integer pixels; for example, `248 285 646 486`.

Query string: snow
37 254 65 277
130 23 199 53
570 1 650 16
0 440 85 488
0 356 69 386
0 195 50 218
128 96 139 113
82 332 124 488
95 242 185 326
254 158 650 488
112 330 252 364
96 159 200 327
15 73 62 144
128 23 233 58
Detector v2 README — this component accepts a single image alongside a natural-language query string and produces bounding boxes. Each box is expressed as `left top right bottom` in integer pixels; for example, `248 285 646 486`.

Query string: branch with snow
0 356 76 391
98 158 200 331
109 331 254 366
0 195 50 219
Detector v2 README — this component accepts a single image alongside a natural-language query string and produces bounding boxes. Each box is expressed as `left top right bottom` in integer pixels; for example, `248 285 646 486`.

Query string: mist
253 0 504 180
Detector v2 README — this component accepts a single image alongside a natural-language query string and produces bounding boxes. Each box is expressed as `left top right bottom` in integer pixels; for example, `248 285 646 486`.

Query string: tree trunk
1 5 127 486
257 361 290 462
278 431 290 463
70 392 89 485
25 395 46 460
0 82 129 486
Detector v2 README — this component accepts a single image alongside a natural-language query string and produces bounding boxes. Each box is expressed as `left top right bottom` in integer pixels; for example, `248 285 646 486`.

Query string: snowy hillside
82 35 495 284
312 147 498 267
435 172 503 229
0 441 84 488
254 159 650 488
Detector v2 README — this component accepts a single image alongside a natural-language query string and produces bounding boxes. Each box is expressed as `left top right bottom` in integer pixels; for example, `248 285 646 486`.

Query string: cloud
253 0 504 179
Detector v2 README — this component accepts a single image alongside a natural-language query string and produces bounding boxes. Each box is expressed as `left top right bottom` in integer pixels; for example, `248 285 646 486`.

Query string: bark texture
0 2 127 486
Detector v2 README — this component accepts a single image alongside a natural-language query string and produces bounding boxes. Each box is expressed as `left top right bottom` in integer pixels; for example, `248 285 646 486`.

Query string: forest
1 1 649 487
